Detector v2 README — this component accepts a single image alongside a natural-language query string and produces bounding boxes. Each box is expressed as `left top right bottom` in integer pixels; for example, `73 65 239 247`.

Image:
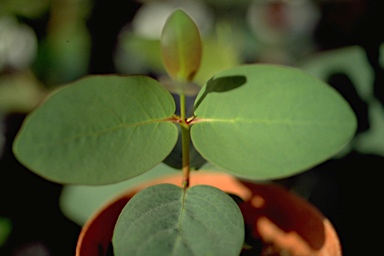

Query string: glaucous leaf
191 64 357 180
161 9 202 82
13 75 178 185
113 184 244 256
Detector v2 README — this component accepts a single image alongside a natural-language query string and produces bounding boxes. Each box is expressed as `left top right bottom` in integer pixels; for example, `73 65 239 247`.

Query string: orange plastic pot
76 172 341 256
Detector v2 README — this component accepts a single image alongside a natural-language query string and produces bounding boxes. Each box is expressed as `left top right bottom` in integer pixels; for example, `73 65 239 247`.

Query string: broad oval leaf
13 75 178 185
113 184 244 256
191 64 357 180
161 9 202 82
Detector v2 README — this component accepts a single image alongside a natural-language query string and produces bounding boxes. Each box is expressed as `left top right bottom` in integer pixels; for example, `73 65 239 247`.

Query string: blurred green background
1 0 384 255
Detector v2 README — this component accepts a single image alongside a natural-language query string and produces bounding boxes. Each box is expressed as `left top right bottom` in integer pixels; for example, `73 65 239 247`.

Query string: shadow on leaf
194 75 246 110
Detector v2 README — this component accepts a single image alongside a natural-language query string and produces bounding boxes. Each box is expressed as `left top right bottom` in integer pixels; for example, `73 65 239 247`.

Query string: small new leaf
161 9 202 82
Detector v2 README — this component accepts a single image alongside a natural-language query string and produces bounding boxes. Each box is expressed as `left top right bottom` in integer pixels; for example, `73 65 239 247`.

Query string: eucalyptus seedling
13 9 357 256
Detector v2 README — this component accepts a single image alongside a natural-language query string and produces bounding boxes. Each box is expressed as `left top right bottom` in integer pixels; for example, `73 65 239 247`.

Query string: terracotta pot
76 172 341 256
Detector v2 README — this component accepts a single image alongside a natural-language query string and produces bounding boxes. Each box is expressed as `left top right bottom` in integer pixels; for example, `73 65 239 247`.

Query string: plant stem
181 125 190 189
180 92 186 121
179 91 190 189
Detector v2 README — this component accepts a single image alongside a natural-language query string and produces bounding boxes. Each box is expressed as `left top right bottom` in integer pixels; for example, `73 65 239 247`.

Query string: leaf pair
12 9 357 185
13 64 357 184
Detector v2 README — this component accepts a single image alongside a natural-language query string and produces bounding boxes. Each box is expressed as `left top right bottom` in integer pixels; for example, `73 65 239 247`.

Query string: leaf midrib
28 117 174 148
193 118 351 127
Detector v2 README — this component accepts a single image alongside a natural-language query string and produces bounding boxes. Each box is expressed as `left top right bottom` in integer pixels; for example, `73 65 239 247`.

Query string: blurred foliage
0 0 91 114
0 216 12 247
0 17 37 71
32 0 91 86
300 45 384 156
0 0 50 18
0 71 46 113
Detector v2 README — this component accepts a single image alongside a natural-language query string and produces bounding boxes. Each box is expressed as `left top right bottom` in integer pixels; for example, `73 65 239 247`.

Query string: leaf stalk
179 91 190 189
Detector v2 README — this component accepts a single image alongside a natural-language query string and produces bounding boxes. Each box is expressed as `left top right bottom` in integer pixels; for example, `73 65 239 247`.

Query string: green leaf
113 184 244 256
161 9 202 82
191 64 357 180
13 75 178 185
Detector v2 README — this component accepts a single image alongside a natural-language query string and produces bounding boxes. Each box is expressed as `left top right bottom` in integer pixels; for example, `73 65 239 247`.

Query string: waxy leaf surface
113 184 244 256
191 65 357 180
13 75 178 185
161 9 202 82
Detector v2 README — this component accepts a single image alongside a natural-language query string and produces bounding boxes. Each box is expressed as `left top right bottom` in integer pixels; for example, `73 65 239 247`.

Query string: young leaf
161 9 202 82
13 75 178 185
113 184 244 256
191 64 357 180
